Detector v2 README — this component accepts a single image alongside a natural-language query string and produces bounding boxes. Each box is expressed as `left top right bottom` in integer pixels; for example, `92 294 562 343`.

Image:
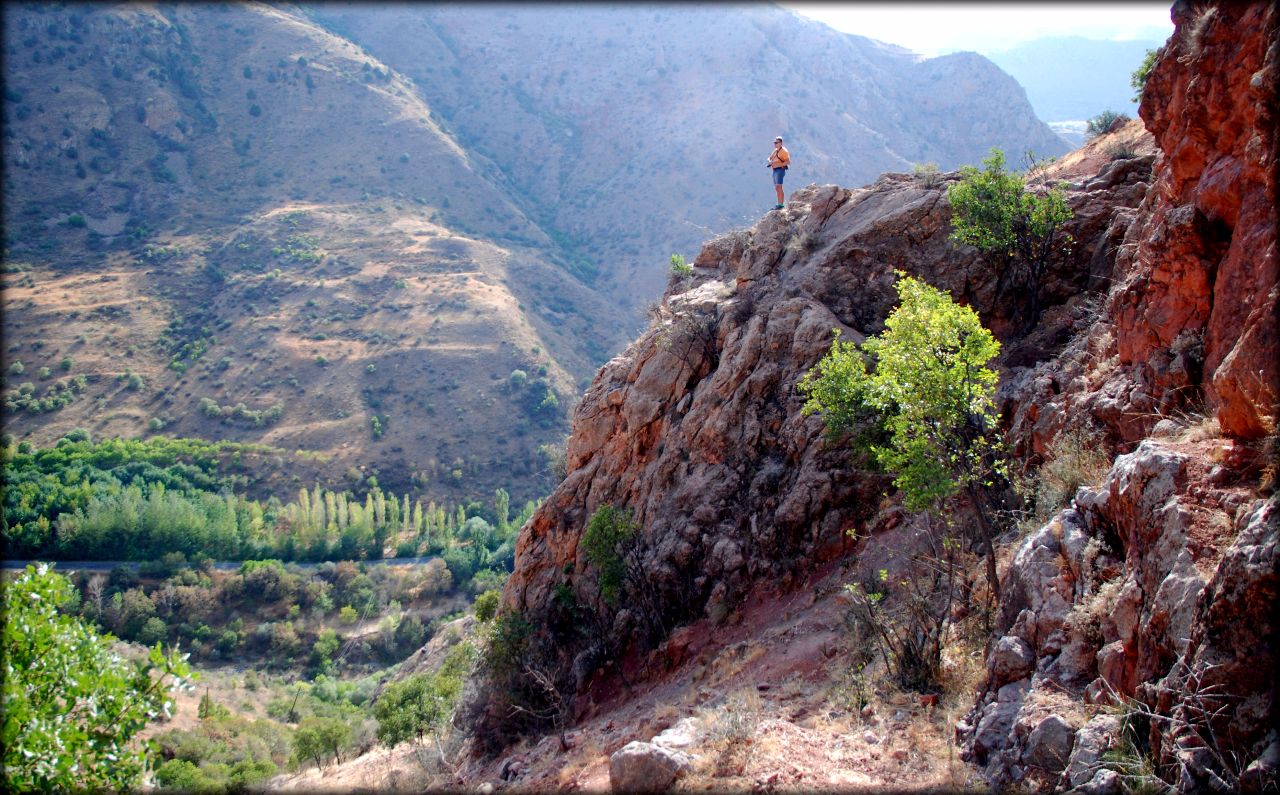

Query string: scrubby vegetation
1086 109 1130 139
801 273 1015 689
67 555 465 666
1131 46 1163 103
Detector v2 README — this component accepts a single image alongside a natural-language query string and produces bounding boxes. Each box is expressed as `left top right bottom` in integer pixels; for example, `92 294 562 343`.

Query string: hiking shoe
774 203 784 210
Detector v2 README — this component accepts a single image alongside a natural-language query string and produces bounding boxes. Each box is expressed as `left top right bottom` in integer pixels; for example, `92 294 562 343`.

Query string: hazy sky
781 2 1174 56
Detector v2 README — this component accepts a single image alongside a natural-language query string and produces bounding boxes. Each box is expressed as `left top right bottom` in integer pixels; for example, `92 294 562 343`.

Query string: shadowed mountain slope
308 2 1068 302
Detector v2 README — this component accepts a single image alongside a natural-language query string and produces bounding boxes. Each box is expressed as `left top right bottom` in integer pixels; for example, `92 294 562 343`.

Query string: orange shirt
769 145 790 168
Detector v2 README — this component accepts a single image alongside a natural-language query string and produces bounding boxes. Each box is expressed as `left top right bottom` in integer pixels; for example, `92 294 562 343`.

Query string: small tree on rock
799 273 1011 601
947 147 1072 332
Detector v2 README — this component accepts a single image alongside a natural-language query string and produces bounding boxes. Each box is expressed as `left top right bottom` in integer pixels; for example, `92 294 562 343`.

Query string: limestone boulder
609 741 692 794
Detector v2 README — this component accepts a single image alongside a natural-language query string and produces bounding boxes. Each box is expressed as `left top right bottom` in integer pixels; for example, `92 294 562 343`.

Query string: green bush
799 273 1009 599
292 716 350 768
669 253 693 278
581 505 637 607
373 673 449 747
473 589 501 623
947 147 1072 330
1131 47 1162 103
1085 110 1129 139
137 616 169 645
311 628 341 672
375 640 473 749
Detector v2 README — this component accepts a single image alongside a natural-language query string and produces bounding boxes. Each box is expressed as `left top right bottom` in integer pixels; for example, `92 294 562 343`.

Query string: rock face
958 439 1276 789
959 3 1278 790
489 163 1152 743
1004 0 1278 455
485 3 1277 790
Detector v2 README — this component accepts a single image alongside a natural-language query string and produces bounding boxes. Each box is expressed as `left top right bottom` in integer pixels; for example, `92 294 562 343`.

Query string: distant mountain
1 3 615 504
307 3 1069 301
986 36 1167 122
2 2 1067 506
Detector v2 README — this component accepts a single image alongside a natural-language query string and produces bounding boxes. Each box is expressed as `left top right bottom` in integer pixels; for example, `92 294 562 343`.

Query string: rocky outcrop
959 3 1278 790
958 438 1276 789
487 152 1153 746
1004 0 1277 456
480 6 1277 788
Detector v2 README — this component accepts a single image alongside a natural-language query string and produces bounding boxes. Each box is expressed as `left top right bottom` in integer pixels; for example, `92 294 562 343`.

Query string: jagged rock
967 428 1277 786
1094 641 1127 694
1239 734 1280 793
650 717 700 751
1003 0 1277 452
499 755 525 781
1074 768 1121 795
609 740 692 794
991 636 1035 685
1023 714 1076 774
1061 714 1120 789
968 679 1030 769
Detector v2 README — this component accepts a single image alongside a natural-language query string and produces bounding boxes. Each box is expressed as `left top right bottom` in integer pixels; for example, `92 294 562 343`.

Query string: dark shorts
772 167 787 185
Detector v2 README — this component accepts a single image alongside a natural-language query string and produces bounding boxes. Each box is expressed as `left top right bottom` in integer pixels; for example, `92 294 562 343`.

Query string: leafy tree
374 641 473 748
373 673 451 747
311 628 341 673
393 614 427 655
1131 46 1162 103
138 616 169 646
581 505 637 607
103 586 158 640
2 564 192 791
473 589 501 623
292 716 350 768
947 147 1072 331
494 488 510 535
799 273 1009 599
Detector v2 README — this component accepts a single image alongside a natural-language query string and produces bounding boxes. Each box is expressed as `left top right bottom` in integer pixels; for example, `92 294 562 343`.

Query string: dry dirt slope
1 2 631 502
268 560 982 793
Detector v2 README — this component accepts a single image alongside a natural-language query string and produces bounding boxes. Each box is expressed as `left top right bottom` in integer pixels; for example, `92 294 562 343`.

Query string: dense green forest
1 433 536 570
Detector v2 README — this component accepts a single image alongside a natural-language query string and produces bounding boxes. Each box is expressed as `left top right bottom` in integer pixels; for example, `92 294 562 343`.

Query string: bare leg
775 183 784 204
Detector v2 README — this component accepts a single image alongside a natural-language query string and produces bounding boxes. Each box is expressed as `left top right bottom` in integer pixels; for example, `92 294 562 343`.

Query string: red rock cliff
481 2 1277 785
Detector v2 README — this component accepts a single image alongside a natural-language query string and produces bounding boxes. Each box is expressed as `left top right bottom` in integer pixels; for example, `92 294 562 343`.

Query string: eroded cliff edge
482 1 1276 788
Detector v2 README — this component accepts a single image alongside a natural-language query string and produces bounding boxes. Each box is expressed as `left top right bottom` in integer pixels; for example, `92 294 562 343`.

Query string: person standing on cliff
768 136 790 209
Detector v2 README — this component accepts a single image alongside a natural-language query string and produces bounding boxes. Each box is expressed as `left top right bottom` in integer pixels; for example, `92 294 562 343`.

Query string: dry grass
557 734 605 788
1033 426 1113 520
